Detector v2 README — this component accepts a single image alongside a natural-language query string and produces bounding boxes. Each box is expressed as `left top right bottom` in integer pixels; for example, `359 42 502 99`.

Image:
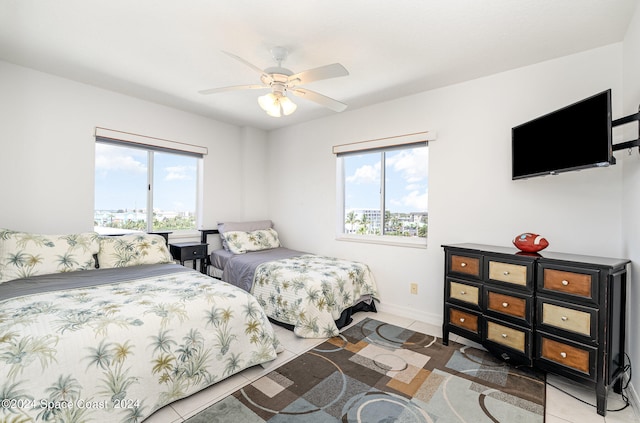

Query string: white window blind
94 127 208 157
332 131 436 155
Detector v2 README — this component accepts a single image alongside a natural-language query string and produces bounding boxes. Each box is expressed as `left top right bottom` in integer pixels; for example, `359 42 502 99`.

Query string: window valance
332 131 436 156
94 127 208 157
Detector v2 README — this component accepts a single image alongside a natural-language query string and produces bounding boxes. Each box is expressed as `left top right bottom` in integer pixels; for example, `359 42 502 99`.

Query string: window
335 133 430 246
94 130 204 235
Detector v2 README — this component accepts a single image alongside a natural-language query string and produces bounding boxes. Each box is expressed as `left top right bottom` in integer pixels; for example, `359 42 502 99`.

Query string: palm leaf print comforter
0 264 279 422
251 255 378 338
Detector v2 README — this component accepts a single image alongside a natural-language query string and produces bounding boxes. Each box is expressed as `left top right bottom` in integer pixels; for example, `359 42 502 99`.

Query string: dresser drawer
485 288 531 325
541 303 592 337
448 253 482 279
538 264 599 304
447 305 480 335
485 319 529 354
447 279 481 309
488 260 529 287
537 333 596 380
537 298 597 341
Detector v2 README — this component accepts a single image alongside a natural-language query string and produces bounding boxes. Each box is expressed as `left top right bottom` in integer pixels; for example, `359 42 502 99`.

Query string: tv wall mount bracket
612 105 640 153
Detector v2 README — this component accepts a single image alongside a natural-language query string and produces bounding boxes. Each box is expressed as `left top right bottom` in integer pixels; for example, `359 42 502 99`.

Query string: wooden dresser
442 243 629 416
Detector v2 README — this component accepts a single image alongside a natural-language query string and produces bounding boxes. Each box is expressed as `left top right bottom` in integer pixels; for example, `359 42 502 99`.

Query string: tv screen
512 89 614 180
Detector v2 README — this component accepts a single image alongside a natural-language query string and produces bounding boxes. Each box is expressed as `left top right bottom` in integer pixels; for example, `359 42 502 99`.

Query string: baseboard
628 378 640 420
375 301 443 328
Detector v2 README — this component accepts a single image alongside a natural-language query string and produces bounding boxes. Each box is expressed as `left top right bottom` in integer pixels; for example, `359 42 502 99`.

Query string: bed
201 221 379 338
0 230 280 423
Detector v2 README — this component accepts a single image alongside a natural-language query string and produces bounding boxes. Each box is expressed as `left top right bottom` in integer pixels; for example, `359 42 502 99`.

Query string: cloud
344 147 428 212
164 165 194 181
388 189 428 211
387 148 428 183
403 189 428 210
346 162 380 184
387 148 428 211
95 144 146 174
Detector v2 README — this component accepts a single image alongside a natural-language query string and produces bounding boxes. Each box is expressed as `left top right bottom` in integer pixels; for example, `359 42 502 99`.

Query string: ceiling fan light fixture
200 49 348 116
257 92 297 117
279 96 297 116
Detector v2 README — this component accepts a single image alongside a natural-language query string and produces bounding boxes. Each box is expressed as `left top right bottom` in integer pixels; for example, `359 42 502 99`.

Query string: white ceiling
1 0 638 131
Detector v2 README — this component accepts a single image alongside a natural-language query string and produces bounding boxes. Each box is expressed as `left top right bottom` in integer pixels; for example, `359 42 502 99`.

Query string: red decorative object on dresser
513 232 549 252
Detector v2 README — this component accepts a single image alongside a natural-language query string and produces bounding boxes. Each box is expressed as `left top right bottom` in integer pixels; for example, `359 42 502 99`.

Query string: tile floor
144 311 638 423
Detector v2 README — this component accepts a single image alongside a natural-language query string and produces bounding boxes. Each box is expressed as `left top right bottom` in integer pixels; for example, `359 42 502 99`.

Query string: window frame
94 129 205 237
334 132 432 248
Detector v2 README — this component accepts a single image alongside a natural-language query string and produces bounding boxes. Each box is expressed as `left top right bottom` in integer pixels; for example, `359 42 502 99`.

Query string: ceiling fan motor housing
262 72 294 95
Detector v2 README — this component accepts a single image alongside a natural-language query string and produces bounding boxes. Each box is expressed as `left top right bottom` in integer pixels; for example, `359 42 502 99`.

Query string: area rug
187 318 545 422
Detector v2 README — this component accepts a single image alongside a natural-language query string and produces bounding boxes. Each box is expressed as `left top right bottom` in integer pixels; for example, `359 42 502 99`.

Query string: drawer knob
460 290 466 295
501 333 508 338
561 280 570 286
460 262 467 267
560 352 567 359
561 316 568 321
502 302 509 308
459 318 465 323
193 251 198 255
503 271 510 276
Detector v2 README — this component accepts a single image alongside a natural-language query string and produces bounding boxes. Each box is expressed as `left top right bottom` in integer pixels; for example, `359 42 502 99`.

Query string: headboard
199 229 220 269
102 231 170 246
199 228 219 244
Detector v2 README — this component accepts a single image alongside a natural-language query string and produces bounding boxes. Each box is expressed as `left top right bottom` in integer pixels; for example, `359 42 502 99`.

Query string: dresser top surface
442 243 630 269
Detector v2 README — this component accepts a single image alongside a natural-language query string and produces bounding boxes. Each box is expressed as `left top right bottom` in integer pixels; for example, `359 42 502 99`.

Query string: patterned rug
187 318 545 422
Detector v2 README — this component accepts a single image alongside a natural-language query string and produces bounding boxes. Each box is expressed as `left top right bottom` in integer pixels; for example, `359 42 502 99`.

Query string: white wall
0 60 267 236
1 23 638 410
267 44 625 326
239 126 269 221
622 2 640 413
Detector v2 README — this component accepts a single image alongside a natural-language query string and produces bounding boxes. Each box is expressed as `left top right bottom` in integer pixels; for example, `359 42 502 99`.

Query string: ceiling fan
198 47 349 117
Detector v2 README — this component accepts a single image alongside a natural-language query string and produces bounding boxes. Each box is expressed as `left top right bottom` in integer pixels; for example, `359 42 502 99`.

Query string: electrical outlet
410 283 418 295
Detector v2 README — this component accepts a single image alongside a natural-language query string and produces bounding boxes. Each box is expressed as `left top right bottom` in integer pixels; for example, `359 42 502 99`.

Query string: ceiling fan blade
291 88 348 112
288 63 349 86
222 51 267 75
198 84 266 95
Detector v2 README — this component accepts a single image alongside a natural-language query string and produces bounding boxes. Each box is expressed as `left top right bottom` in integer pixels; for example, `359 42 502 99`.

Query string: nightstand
169 242 208 274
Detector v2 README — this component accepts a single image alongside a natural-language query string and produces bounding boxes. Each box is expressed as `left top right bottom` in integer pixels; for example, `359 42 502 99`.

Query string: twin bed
0 223 378 422
201 220 378 338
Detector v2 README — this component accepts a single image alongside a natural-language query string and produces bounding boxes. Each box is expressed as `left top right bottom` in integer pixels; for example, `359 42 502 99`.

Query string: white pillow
0 229 100 284
218 220 273 252
98 234 173 268
221 228 281 254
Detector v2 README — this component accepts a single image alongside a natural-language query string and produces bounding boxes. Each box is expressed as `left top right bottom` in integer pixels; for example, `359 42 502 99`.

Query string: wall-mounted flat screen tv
512 89 614 180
